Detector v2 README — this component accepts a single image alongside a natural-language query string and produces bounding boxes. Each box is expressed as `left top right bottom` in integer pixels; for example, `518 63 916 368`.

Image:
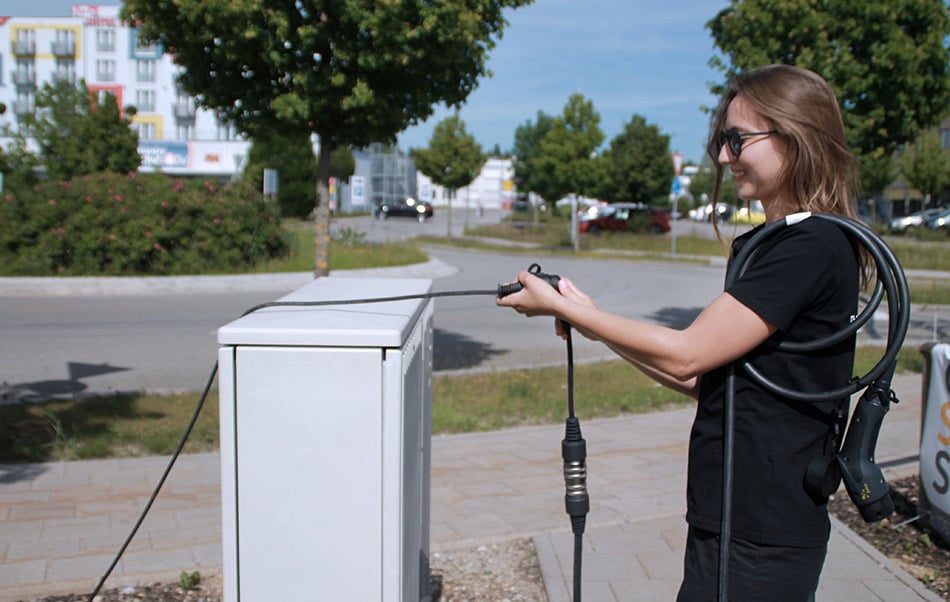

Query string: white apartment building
417 156 516 212
0 5 249 178
0 5 516 210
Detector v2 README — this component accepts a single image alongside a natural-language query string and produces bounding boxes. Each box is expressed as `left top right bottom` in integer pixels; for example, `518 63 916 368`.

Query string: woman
497 64 865 600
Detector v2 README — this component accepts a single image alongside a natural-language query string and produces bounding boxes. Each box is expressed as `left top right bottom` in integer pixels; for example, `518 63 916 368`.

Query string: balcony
51 40 76 57
13 40 36 56
12 71 36 86
173 101 196 121
51 72 76 86
14 99 35 116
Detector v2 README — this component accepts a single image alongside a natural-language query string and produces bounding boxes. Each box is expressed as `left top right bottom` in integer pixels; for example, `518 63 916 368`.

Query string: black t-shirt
686 216 859 547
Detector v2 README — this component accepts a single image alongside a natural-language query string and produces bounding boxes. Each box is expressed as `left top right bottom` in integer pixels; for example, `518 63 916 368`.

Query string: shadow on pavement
433 328 506 371
1 362 130 405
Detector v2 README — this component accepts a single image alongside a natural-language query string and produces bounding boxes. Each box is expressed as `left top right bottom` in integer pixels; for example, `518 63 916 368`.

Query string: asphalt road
0 241 727 401
1 212 943 402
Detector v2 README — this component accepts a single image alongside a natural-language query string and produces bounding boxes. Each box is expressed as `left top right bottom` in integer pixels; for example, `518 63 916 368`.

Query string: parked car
375 197 434 222
689 202 735 223
923 208 950 232
577 203 671 234
889 208 945 232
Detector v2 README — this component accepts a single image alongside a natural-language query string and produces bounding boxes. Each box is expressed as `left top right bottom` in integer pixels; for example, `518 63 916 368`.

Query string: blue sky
401 0 728 162
14 0 729 163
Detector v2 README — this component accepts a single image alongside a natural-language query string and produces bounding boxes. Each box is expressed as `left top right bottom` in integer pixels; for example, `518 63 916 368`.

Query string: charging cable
86 263 590 602
497 263 591 602
716 213 909 602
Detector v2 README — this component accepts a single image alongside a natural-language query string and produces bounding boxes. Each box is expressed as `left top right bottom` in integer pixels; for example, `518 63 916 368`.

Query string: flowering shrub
0 172 290 275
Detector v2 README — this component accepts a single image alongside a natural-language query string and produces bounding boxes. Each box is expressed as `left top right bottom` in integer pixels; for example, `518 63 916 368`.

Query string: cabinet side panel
235 346 384 600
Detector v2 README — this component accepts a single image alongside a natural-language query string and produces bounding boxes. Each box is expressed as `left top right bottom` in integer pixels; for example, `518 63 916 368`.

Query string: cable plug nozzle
563 416 590 535
497 262 560 298
837 362 898 522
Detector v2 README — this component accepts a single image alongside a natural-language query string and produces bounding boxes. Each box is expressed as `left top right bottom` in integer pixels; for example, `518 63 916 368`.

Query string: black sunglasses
717 128 779 158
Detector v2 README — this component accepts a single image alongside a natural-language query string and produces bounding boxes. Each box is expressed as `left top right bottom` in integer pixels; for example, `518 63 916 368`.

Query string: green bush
0 172 290 276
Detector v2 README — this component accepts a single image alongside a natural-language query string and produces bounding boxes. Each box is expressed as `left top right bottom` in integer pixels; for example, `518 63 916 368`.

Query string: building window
217 122 237 141
136 122 156 140
177 123 195 140
14 28 36 55
136 89 156 112
132 30 161 58
14 90 35 116
97 29 116 53
52 29 76 56
14 58 35 86
136 60 156 83
95 59 115 82
52 59 75 85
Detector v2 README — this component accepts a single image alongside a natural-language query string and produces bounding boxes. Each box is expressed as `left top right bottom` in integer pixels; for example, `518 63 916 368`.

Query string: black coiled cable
715 213 909 602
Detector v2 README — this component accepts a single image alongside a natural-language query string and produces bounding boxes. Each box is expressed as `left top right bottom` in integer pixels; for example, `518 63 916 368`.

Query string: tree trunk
313 137 332 277
446 189 453 240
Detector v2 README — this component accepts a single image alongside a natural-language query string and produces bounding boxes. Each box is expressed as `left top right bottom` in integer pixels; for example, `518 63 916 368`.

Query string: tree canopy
707 0 950 185
122 0 532 274
411 113 484 238
600 114 673 206
21 80 140 181
526 93 605 204
901 127 950 204
242 127 318 219
512 110 555 197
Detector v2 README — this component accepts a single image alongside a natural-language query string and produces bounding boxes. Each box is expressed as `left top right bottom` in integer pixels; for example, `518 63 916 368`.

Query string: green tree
512 110 555 197
601 114 673 206
243 128 318 219
528 93 604 206
0 134 40 193
329 147 355 183
22 80 140 181
689 156 738 212
411 113 484 239
122 0 532 276
707 0 950 189
857 148 898 216
901 128 950 205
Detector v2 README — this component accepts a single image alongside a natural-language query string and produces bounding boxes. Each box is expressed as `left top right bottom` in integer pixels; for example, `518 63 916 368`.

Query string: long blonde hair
707 64 860 219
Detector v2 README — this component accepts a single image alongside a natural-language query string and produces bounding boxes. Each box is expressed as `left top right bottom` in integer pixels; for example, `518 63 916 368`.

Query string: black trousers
676 526 827 602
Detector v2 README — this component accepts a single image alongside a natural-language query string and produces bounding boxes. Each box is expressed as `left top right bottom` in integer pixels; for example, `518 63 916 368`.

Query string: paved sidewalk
0 372 940 601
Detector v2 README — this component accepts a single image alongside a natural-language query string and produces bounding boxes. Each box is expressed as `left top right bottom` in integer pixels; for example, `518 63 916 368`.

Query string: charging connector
836 362 898 522
496 262 560 297
563 416 590 535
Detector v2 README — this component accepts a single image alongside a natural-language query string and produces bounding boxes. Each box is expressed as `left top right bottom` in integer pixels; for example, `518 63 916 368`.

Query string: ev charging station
217 277 435 601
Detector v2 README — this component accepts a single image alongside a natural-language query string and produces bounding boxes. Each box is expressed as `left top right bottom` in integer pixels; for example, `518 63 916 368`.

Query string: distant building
416 156 515 212
0 5 248 179
336 150 514 214
0 6 514 204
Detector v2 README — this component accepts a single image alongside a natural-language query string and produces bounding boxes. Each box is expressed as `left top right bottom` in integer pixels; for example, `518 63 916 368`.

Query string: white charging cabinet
217 277 434 601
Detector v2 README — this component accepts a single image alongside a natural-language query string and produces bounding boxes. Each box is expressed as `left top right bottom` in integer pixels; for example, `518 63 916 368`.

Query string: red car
578 203 671 234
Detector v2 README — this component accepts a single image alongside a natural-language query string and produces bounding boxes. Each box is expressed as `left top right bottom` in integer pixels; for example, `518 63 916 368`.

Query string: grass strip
0 345 922 463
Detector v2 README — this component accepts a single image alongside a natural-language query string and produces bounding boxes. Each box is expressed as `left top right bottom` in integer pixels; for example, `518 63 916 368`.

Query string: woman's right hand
553 277 600 340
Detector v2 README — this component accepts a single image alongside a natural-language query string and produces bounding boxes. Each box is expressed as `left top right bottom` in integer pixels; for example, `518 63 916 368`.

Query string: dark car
578 203 671 234
889 208 945 232
923 208 950 232
375 197 434 222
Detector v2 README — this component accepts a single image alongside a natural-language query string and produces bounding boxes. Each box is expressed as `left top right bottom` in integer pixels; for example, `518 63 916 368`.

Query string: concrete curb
0 258 459 296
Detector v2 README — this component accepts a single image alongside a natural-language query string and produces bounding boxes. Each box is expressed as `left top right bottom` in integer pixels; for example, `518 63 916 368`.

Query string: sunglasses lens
718 129 742 157
733 135 744 156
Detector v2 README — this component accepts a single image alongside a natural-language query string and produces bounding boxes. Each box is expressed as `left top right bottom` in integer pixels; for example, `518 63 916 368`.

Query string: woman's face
718 95 789 218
